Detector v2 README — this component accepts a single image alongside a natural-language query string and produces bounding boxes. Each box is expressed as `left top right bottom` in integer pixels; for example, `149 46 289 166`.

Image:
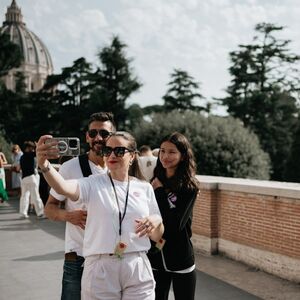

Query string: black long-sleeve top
148 185 199 271
20 152 36 178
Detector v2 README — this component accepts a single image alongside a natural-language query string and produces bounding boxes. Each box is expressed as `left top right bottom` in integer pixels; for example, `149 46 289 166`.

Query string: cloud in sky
1 0 300 113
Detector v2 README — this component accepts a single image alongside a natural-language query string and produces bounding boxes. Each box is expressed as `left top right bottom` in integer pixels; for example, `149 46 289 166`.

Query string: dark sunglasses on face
100 146 133 157
88 129 111 139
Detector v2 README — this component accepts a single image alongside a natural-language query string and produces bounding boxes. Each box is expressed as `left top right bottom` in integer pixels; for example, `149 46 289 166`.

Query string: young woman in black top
148 132 200 300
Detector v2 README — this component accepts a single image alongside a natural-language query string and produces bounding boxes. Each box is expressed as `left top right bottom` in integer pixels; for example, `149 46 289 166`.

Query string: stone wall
192 175 300 282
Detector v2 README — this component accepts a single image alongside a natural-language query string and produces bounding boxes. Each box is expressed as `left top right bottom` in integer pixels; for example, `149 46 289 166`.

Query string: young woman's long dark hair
153 132 199 192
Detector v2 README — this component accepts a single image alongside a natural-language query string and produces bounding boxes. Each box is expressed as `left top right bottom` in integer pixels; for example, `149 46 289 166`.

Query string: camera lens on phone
57 141 68 153
69 139 78 149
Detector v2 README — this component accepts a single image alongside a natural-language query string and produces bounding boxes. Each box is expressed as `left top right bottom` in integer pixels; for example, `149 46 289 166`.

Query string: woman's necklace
108 172 130 258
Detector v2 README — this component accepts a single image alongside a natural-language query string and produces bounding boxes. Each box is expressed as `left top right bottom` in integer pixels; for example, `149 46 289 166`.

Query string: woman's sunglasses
100 146 133 157
88 129 112 139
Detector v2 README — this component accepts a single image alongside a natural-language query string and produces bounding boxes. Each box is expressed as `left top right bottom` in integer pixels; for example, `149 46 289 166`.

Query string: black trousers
153 269 196 300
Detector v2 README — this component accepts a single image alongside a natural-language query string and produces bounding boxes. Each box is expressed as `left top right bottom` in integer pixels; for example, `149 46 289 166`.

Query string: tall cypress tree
89 36 142 129
163 68 205 112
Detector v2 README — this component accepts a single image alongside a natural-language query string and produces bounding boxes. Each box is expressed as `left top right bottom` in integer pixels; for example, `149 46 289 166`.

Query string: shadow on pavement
0 223 40 231
0 197 65 240
195 271 262 300
0 218 26 222
13 250 65 262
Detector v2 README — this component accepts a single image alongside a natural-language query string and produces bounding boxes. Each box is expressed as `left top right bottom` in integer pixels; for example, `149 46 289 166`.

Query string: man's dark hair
139 145 151 154
88 112 116 131
23 141 35 149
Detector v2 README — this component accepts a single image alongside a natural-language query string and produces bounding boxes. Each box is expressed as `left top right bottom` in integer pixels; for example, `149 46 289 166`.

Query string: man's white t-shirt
50 157 106 256
138 156 157 182
77 173 161 257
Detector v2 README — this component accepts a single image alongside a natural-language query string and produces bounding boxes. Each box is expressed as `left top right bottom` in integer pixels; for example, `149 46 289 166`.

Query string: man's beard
90 141 105 156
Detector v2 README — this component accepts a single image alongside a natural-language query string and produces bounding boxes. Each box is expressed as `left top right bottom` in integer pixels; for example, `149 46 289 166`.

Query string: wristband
39 161 51 174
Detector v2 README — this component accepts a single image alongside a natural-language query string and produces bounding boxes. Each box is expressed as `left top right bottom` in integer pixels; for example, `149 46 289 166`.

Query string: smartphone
45 137 80 156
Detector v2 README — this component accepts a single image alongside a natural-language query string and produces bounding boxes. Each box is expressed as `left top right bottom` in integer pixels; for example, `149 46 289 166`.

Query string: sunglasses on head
100 146 133 157
88 129 112 139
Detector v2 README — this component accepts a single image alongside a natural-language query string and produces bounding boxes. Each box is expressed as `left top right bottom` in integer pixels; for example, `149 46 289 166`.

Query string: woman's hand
151 177 163 190
36 135 59 168
66 210 87 230
135 214 163 238
36 135 79 201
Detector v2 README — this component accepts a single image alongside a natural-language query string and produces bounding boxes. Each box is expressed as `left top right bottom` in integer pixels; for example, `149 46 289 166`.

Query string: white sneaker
21 214 29 219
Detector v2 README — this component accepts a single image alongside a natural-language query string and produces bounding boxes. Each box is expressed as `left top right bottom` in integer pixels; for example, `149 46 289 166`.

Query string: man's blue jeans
61 255 84 300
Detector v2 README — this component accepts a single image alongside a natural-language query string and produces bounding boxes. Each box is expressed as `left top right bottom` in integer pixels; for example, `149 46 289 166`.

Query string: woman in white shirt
36 131 164 300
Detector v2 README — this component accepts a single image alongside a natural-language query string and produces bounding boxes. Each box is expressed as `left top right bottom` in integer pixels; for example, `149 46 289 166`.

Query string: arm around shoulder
45 195 67 222
45 195 87 229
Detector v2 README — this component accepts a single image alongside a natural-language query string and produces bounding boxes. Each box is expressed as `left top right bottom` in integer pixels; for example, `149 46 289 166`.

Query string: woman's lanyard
108 173 130 236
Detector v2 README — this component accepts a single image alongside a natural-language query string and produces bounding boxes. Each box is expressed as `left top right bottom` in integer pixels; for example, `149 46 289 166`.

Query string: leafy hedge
133 111 270 179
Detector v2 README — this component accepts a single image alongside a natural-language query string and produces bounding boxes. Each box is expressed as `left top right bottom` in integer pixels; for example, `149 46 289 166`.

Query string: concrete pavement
1 197 299 300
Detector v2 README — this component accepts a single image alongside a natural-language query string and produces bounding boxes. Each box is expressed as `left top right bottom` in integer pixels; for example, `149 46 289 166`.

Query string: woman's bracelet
39 161 51 174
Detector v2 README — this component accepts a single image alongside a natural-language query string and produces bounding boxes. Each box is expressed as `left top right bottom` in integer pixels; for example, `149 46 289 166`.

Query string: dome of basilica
1 0 53 92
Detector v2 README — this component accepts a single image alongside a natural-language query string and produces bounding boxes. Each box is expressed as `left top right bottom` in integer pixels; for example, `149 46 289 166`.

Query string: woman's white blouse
77 173 161 257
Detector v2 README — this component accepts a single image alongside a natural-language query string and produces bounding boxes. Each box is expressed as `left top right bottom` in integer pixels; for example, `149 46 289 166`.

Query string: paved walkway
1 197 299 300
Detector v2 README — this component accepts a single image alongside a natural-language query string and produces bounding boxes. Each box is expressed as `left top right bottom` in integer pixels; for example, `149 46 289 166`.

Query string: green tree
284 116 300 182
89 36 142 128
0 32 22 78
15 72 26 94
142 104 165 115
126 104 144 130
0 86 27 144
163 68 205 112
41 57 94 136
133 111 270 179
221 23 300 180
0 32 23 121
19 91 61 139
0 33 25 144
44 57 93 106
0 57 94 144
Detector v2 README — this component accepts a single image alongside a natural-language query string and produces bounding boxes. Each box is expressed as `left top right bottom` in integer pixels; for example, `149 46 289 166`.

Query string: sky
1 0 300 114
